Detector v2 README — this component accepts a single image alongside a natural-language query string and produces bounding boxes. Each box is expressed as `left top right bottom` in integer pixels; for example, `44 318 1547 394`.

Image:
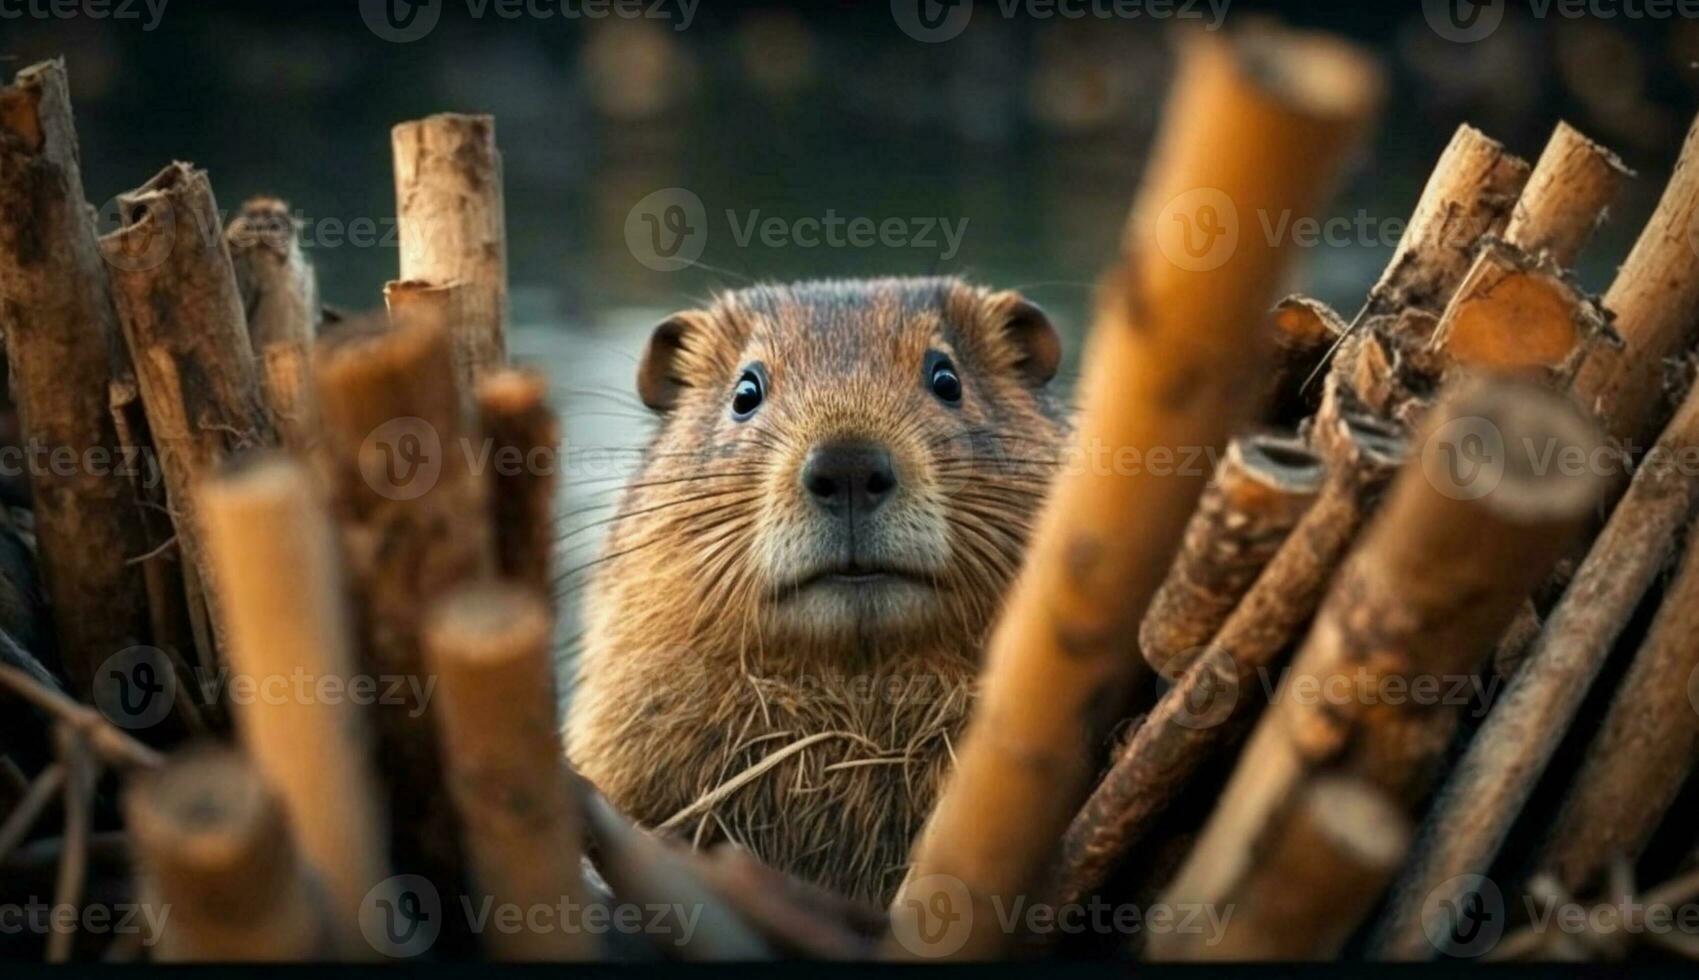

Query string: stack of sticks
0 18 1696 963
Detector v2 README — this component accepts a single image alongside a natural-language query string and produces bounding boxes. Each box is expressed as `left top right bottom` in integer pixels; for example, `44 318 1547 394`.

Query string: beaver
565 277 1068 904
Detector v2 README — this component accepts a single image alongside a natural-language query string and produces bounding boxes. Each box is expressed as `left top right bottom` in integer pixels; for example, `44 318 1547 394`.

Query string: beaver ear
636 313 699 412
990 293 1062 387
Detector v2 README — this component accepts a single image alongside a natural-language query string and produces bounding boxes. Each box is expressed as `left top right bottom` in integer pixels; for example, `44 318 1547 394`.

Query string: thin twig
0 762 64 861
47 725 93 962
0 665 163 771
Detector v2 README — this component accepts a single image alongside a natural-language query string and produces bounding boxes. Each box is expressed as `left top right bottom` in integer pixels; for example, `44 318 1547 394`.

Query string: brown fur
566 277 1067 904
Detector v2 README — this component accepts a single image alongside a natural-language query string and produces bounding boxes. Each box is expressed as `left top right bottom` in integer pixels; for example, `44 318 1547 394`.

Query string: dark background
6 0 1697 624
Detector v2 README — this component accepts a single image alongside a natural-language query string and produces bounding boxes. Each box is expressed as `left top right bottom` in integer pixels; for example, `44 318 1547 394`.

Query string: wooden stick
1504 121 1630 268
475 370 561 598
1427 124 1624 376
1140 434 1325 679
198 454 387 959
1051 377 1405 908
1162 377 1602 950
0 664 162 771
312 311 493 902
1538 522 1699 895
125 745 327 961
1575 111 1699 446
47 724 92 963
423 582 592 961
890 25 1384 959
1365 124 1531 319
1147 776 1410 961
1428 240 1609 375
99 161 274 664
0 59 154 695
392 113 507 393
582 788 771 960
1265 295 1346 424
226 197 319 349
1370 382 1699 960
258 340 317 453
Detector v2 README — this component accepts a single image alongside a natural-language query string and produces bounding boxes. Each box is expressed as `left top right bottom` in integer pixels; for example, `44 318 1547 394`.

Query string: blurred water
4 3 1694 687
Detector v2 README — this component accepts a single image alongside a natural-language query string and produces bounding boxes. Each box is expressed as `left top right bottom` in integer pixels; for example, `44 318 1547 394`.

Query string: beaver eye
730 369 764 420
928 355 962 404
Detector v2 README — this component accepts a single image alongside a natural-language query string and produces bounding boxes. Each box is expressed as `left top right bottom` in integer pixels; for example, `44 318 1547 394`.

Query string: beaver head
567 277 1067 901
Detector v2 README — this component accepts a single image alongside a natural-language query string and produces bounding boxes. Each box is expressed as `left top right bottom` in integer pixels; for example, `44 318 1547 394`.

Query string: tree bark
0 59 153 695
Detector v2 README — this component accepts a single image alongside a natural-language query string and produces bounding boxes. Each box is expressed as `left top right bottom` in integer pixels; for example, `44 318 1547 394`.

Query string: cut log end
425 582 552 671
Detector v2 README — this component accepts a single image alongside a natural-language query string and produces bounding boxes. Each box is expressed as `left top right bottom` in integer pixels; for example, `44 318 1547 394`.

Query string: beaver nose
802 441 896 515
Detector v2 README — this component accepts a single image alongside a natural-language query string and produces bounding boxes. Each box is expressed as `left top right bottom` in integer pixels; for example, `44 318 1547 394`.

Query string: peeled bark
0 59 153 695
99 162 274 666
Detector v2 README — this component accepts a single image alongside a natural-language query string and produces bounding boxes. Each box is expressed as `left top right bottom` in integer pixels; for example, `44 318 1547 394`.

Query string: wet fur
566 277 1066 903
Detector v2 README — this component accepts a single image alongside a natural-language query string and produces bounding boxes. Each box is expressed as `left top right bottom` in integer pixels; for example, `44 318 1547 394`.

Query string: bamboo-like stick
392 113 507 393
1052 377 1405 908
1575 112 1699 446
1538 524 1699 895
99 162 274 665
1504 121 1630 268
312 311 493 902
226 197 318 349
890 26 1384 959
1365 124 1531 320
198 454 387 959
475 369 561 597
1139 434 1325 680
1369 382 1699 960
423 582 591 961
125 746 326 961
1148 776 1410 961
0 60 154 695
1161 377 1602 953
